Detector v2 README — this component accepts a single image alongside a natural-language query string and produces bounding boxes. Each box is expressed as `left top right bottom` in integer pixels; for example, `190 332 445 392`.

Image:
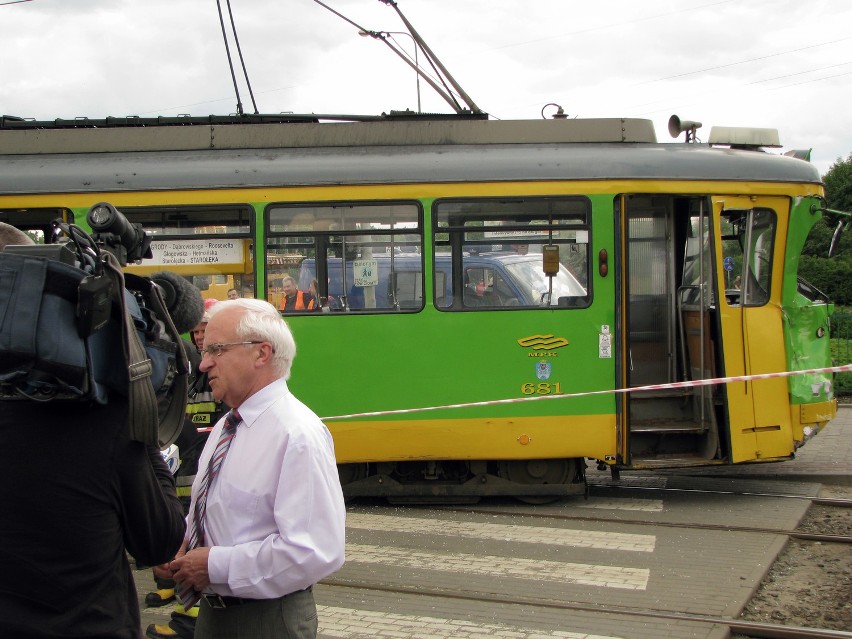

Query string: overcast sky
1 0 850 175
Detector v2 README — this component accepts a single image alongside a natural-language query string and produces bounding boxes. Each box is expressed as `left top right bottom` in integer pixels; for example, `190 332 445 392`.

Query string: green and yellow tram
0 114 837 499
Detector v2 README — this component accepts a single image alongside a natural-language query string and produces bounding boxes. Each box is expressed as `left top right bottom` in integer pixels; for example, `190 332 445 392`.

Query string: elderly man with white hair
169 299 345 639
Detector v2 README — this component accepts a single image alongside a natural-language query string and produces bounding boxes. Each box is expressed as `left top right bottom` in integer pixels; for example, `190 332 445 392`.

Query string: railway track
335 482 850 637
586 480 852 508
135 479 847 637
320 578 852 639
422 496 852 546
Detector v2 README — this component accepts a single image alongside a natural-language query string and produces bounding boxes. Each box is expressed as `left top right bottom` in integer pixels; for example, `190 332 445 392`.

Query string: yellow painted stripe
329 414 615 463
0 178 821 209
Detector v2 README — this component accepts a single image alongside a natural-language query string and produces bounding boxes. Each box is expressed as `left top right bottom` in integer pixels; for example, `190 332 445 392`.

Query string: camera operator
0 223 186 638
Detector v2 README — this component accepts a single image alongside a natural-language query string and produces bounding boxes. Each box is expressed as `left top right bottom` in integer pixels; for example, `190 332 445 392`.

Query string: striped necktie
176 409 241 607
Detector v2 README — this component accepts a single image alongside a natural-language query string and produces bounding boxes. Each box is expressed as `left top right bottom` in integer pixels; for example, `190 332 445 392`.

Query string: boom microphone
150 271 205 334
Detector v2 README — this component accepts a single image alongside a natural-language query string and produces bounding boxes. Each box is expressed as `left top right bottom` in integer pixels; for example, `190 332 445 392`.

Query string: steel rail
320 578 852 639
424 505 852 544
588 482 852 507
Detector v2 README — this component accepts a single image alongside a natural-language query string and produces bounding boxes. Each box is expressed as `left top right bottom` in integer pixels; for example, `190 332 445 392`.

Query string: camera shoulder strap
132 273 189 449
103 253 160 446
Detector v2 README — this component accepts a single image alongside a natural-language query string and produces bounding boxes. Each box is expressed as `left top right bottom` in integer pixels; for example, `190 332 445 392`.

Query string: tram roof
0 117 821 193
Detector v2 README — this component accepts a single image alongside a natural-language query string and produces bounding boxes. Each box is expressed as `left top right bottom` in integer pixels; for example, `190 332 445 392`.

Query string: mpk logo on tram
517 334 569 357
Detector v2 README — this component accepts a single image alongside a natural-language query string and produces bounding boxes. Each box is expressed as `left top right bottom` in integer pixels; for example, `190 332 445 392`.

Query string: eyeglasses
200 341 264 358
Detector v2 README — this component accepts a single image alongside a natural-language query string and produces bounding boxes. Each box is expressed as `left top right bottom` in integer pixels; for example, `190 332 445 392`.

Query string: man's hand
169 547 211 592
151 562 172 581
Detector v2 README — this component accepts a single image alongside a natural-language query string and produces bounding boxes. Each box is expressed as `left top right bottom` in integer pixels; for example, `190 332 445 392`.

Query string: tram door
621 195 720 466
711 196 793 462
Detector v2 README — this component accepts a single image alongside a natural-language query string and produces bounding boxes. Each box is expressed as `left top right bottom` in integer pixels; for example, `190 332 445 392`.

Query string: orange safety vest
280 290 316 311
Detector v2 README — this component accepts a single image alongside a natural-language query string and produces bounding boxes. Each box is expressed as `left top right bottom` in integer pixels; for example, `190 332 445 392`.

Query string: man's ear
256 342 275 367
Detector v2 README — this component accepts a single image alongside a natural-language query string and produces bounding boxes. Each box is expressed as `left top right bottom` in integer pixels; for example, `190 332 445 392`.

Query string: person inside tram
278 275 318 312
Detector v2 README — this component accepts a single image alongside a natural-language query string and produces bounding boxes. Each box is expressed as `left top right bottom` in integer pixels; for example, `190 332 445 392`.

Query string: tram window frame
265 201 424 314
433 196 592 311
119 204 256 299
0 208 74 243
119 204 253 237
720 207 777 307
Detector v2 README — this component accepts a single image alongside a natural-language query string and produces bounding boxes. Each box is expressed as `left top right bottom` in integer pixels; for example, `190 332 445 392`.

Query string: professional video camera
0 203 195 448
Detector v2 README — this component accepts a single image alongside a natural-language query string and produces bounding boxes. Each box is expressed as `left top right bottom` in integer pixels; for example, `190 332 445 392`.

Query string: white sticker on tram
345 543 650 590
346 513 656 552
317 606 623 639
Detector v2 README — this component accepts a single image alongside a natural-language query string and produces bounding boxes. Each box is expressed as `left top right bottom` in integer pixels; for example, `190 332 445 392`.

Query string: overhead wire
380 0 480 113
312 0 472 113
767 70 852 92
747 61 852 85
215 0 258 115
367 30 463 112
635 36 852 85
225 0 258 114
387 32 461 110
623 63 852 117
215 0 244 115
485 0 738 53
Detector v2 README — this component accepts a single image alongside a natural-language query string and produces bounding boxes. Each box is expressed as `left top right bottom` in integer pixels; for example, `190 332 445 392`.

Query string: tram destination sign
145 238 245 266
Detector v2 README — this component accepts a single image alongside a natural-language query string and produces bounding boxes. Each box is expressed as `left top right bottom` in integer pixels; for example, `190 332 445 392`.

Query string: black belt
203 586 312 609
203 594 256 608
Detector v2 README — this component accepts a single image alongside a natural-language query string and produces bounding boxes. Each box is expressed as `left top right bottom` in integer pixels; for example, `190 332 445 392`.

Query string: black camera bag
0 252 95 399
0 248 188 448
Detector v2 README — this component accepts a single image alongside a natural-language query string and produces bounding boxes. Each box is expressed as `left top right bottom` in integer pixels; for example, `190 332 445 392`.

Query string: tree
799 255 852 304
823 152 852 213
799 153 852 304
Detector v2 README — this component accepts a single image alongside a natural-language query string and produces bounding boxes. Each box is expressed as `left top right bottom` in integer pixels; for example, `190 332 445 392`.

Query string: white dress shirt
188 378 346 599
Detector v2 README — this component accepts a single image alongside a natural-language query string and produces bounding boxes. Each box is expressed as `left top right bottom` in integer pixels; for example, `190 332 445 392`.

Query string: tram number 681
521 382 562 395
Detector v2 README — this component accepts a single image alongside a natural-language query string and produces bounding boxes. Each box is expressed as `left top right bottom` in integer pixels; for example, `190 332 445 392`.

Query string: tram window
391 271 423 308
122 206 251 237
120 204 255 300
720 208 776 306
0 208 73 243
681 212 715 307
434 196 591 311
463 268 519 307
266 202 423 313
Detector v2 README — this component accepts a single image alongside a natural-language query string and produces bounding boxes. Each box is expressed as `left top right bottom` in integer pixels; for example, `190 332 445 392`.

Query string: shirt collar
234 378 289 428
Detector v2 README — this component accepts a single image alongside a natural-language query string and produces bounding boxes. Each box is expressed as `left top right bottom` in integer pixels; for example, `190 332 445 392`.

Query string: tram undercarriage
338 458 587 503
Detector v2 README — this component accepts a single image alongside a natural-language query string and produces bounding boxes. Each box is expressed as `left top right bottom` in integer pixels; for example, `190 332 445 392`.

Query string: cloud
1 0 849 173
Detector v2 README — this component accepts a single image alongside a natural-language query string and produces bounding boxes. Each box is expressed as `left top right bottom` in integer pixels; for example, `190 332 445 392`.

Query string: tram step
630 418 707 433
627 455 724 469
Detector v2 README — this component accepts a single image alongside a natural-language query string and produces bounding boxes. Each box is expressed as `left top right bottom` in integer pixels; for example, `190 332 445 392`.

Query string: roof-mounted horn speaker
668 114 702 142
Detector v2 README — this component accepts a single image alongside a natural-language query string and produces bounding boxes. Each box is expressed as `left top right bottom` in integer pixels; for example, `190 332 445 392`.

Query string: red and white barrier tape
321 363 852 421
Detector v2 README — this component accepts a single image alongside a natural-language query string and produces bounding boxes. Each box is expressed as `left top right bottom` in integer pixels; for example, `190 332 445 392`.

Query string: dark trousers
194 587 317 639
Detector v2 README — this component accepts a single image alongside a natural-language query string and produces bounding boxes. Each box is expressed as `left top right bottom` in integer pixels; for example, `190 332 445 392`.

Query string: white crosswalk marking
345 543 650 590
577 498 663 512
347 513 656 552
318 606 624 639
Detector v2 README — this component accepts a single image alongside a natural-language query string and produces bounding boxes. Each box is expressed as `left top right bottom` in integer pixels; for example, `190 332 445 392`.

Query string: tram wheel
337 463 368 486
498 458 575 504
